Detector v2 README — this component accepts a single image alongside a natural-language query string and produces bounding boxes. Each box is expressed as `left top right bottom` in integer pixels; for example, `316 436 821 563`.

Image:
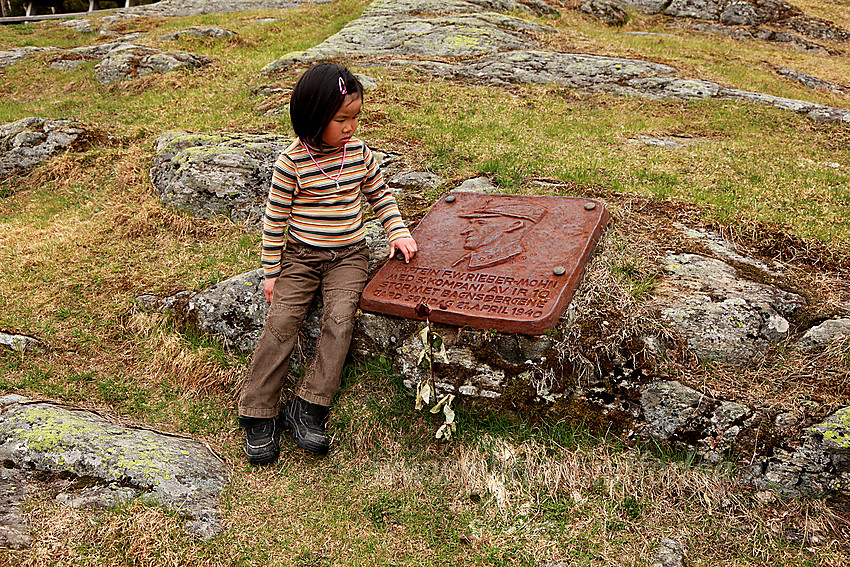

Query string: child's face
322 93 361 148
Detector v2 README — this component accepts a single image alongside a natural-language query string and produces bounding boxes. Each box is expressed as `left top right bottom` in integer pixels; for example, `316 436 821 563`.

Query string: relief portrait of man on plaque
453 200 547 270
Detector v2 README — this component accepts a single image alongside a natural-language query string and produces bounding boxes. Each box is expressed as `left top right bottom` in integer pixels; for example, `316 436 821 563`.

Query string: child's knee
322 289 360 326
266 301 309 341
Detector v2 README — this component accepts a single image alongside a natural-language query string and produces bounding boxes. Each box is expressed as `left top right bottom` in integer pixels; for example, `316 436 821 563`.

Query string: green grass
1 1 850 566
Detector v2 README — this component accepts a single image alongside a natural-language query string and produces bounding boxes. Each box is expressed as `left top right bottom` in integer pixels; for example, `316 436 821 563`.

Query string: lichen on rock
160 26 236 41
0 399 227 539
653 253 805 364
743 406 850 498
95 43 213 84
0 46 57 69
813 407 850 451
258 0 850 123
150 131 292 225
262 2 557 74
797 318 850 352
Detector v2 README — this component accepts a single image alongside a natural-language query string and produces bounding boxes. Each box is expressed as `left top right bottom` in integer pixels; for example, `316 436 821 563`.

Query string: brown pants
238 240 370 418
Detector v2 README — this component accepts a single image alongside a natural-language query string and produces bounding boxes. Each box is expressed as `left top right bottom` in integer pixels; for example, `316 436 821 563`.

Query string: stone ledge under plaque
360 193 610 334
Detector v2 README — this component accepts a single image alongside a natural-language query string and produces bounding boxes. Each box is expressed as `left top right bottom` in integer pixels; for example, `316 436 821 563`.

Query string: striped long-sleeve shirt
261 137 411 278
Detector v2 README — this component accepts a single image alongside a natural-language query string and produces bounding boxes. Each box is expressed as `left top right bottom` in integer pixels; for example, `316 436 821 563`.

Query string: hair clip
338 77 347 95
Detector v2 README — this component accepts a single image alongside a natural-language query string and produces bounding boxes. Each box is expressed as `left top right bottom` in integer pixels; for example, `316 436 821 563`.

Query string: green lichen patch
0 403 226 526
813 407 850 451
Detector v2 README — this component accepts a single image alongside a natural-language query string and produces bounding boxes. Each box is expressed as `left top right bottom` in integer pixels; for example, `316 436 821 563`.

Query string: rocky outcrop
95 43 212 84
0 395 227 541
410 50 678 88
149 131 292 225
653 253 805 364
48 40 142 70
663 0 850 42
617 0 671 13
117 0 558 19
580 0 630 27
680 18 831 52
616 0 850 46
742 406 850 498
639 380 753 462
160 26 237 41
144 220 395 358
147 226 848 499
149 131 407 225
42 38 214 82
638 382 850 500
262 7 556 73
0 117 97 179
774 67 846 95
0 467 31 549
0 46 56 69
672 222 784 276
2 32 212 84
650 538 688 567
147 149 813 384
796 318 850 351
415 50 849 122
141 157 848 497
261 0 557 72
259 0 850 124
387 170 443 193
57 18 94 33
119 0 332 18
144 130 829 386
176 268 270 353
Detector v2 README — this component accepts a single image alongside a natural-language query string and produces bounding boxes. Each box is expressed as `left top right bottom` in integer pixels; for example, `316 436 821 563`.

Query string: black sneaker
238 416 280 465
280 397 330 454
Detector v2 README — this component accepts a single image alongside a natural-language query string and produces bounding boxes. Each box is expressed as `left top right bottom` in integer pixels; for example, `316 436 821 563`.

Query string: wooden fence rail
20 1 136 18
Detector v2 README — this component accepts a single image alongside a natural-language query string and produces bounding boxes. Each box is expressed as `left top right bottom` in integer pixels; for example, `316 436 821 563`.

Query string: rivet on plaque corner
584 201 596 211
445 194 456 203
553 266 566 276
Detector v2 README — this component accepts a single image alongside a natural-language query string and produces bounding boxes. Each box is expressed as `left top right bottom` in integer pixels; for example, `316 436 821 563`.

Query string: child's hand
264 277 277 303
390 237 418 263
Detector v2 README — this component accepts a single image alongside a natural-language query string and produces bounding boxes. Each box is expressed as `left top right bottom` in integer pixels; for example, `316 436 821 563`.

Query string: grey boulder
0 397 227 539
95 44 212 84
0 117 92 179
162 220 395 355
742 406 850 498
653 253 805 364
160 26 237 41
150 131 292 225
797 318 850 352
580 0 629 26
0 46 56 69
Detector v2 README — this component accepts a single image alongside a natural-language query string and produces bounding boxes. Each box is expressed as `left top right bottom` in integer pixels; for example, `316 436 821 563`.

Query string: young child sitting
237 63 418 463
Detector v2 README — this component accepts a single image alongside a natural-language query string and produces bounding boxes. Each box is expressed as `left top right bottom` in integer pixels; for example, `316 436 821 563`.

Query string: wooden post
89 0 99 12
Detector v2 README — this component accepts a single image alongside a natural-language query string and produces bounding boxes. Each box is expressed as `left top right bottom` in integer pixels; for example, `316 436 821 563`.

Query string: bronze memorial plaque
360 193 610 335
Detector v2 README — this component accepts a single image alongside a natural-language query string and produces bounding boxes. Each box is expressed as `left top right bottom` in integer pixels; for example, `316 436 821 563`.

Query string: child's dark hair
290 63 363 149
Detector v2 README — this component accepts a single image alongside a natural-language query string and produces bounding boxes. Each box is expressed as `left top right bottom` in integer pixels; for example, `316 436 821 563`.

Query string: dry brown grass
124 311 244 396
5 427 848 566
692 337 850 416
16 500 197 567
1 3 849 565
